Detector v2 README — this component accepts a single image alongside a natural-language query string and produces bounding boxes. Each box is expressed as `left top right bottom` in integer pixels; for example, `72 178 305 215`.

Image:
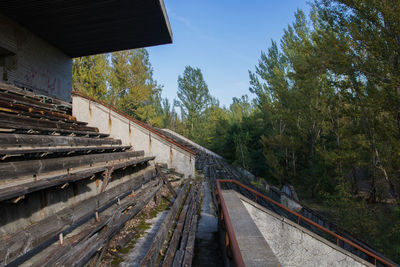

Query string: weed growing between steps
98 184 175 266
155 182 192 265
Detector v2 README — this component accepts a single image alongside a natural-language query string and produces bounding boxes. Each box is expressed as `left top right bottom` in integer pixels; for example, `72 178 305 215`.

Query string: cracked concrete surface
222 190 281 267
240 196 373 267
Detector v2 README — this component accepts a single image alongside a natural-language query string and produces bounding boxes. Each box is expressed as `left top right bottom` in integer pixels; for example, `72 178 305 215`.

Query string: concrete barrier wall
72 95 195 178
240 196 372 267
0 14 72 101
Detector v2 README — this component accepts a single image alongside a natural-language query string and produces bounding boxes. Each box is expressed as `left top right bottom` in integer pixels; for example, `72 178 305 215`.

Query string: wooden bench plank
0 99 76 123
59 181 163 267
0 121 109 137
162 191 193 267
0 167 157 266
140 181 190 267
0 133 121 148
0 112 98 132
156 165 177 198
0 156 155 201
0 151 145 179
0 145 130 156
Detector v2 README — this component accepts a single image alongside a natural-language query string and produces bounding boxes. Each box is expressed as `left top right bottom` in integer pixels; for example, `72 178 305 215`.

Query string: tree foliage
72 54 109 100
176 66 211 142
182 1 400 261
72 48 173 128
71 2 400 260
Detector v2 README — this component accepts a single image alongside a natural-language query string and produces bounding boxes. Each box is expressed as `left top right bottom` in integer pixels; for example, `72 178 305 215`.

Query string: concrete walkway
192 178 223 267
222 190 281 267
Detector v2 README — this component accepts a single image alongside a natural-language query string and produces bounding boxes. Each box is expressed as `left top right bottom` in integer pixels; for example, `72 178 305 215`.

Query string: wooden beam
56 181 163 267
100 165 114 193
182 214 198 267
0 121 109 137
0 167 157 266
0 99 76 123
0 133 121 148
0 151 145 180
0 112 98 133
162 192 193 266
140 181 190 267
0 90 58 112
0 156 154 201
0 145 130 156
156 165 177 198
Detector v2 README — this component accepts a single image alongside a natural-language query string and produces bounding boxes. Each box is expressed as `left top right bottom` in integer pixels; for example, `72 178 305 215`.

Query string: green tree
109 49 162 124
176 66 211 142
72 54 109 100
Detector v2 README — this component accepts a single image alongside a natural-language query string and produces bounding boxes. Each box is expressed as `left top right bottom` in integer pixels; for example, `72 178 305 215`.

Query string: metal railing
217 179 396 267
216 180 245 267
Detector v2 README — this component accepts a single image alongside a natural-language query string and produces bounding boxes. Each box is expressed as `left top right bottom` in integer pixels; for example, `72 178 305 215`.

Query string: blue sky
148 0 311 107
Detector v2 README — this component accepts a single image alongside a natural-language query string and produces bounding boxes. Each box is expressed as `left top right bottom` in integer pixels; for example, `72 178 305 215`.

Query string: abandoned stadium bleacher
0 83 161 266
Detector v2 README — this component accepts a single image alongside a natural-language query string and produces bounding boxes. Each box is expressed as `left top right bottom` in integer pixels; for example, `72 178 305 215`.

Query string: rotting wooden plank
0 151 144 179
0 96 73 119
162 191 193 267
0 87 63 112
100 165 114 193
0 121 109 137
0 145 130 156
140 181 190 267
0 112 98 132
0 90 57 111
0 83 53 102
0 167 157 266
156 165 177 198
0 156 154 201
0 106 76 125
32 218 110 267
0 99 76 122
182 215 199 267
0 133 121 148
178 185 200 254
171 250 184 267
58 181 163 267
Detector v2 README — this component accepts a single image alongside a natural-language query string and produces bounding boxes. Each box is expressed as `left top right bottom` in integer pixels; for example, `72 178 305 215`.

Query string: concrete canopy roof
0 0 172 57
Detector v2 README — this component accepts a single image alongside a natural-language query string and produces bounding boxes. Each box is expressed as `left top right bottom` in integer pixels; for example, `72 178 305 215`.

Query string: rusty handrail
217 179 396 267
216 180 246 267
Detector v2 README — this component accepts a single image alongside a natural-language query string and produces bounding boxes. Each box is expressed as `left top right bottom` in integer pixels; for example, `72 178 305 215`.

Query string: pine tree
109 49 162 123
72 54 109 100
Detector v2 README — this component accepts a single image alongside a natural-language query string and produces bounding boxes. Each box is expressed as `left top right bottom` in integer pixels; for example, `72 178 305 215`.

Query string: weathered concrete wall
161 128 222 159
0 14 72 101
222 190 281 267
0 165 155 236
240 196 372 267
72 96 195 178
